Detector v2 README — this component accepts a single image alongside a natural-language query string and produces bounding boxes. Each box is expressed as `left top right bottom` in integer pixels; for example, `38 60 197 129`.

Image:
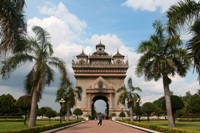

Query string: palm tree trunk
173 113 176 124
24 110 27 125
162 75 174 127
130 106 133 121
139 114 141 123
28 89 38 127
66 104 70 122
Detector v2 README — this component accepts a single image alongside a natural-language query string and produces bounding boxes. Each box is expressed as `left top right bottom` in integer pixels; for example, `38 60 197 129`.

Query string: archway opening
91 95 109 119
94 100 106 114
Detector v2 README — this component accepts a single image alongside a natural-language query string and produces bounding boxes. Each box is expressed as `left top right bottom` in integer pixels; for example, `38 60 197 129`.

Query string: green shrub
4 120 81 133
0 119 23 122
0 116 23 119
177 118 200 122
84 114 90 117
0 116 24 122
180 116 200 118
110 113 116 117
118 120 199 133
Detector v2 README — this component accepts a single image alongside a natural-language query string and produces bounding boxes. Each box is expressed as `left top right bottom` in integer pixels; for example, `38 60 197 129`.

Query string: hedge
0 116 23 122
180 116 200 118
0 120 81 133
0 116 23 119
118 120 200 133
177 118 200 122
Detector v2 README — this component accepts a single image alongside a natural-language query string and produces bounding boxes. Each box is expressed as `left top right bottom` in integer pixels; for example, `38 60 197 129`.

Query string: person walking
97 113 103 126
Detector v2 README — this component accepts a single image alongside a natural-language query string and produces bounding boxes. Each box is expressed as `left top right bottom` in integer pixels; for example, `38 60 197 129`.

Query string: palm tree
0 0 26 55
56 76 82 122
135 21 190 127
167 0 200 80
117 77 142 121
0 26 67 127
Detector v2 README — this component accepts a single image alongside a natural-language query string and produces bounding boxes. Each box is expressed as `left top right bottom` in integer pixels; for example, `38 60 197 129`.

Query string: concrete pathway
55 120 150 133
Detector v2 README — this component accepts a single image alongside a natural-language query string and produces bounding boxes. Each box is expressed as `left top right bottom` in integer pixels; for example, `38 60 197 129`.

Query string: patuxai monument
72 42 128 117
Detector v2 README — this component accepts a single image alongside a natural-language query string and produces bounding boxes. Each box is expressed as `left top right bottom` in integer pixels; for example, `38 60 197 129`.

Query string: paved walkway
56 120 149 133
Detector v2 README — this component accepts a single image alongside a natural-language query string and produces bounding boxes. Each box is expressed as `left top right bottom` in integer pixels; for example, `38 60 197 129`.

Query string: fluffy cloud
38 2 87 35
27 2 88 72
1 1 199 112
122 0 181 13
2 2 134 111
86 34 123 50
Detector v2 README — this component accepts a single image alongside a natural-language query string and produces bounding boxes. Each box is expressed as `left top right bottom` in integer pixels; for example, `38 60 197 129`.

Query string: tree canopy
186 90 200 113
167 0 200 81
0 26 67 127
142 102 156 122
0 94 18 115
0 0 26 55
73 108 83 120
15 95 32 125
117 77 142 121
46 109 57 121
119 111 126 120
136 20 190 127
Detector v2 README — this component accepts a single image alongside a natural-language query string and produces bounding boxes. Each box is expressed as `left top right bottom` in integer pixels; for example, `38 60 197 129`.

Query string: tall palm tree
135 21 190 127
0 26 67 127
56 76 82 122
0 0 26 55
117 77 142 121
167 0 200 80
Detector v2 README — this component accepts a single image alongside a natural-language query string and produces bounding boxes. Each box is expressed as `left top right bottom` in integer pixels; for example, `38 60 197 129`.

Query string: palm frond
44 64 54 85
74 86 83 101
32 26 51 49
116 86 126 93
24 68 35 95
187 19 200 77
136 20 190 82
56 88 67 102
1 53 34 79
167 0 200 31
0 0 26 54
48 57 67 77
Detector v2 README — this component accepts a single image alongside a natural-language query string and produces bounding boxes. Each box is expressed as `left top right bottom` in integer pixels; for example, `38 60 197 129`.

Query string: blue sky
1 0 199 113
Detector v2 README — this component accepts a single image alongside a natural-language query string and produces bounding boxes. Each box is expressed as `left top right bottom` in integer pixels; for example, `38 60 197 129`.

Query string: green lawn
0 120 61 132
140 120 200 131
1 120 200 132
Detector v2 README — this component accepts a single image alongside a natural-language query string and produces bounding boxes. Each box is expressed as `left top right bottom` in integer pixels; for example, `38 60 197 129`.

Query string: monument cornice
74 73 127 77
72 64 128 68
73 68 127 74
86 88 115 94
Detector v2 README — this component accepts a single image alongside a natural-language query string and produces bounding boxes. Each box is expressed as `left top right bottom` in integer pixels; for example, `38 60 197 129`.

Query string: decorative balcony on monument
72 42 128 78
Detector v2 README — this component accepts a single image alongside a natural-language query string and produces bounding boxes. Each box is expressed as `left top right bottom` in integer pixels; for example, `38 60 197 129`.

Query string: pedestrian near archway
97 113 103 126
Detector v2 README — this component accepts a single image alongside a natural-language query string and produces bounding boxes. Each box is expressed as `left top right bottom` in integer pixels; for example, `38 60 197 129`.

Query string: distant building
72 42 128 117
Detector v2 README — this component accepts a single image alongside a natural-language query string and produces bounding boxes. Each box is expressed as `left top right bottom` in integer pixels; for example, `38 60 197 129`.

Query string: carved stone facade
72 42 128 116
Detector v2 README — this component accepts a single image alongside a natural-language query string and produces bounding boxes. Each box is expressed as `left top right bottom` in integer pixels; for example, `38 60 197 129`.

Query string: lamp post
59 98 65 123
136 98 141 122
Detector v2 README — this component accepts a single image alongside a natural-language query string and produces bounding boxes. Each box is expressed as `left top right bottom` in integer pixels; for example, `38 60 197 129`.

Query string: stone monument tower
72 42 128 117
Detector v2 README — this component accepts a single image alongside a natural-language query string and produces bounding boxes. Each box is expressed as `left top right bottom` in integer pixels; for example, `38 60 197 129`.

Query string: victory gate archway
72 42 128 116
92 95 109 118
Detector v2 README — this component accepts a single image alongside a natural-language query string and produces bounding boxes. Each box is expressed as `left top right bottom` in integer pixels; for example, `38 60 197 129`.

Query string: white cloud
85 34 125 55
38 2 87 34
122 0 180 13
0 86 24 99
1 1 199 112
27 2 88 66
170 75 199 96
